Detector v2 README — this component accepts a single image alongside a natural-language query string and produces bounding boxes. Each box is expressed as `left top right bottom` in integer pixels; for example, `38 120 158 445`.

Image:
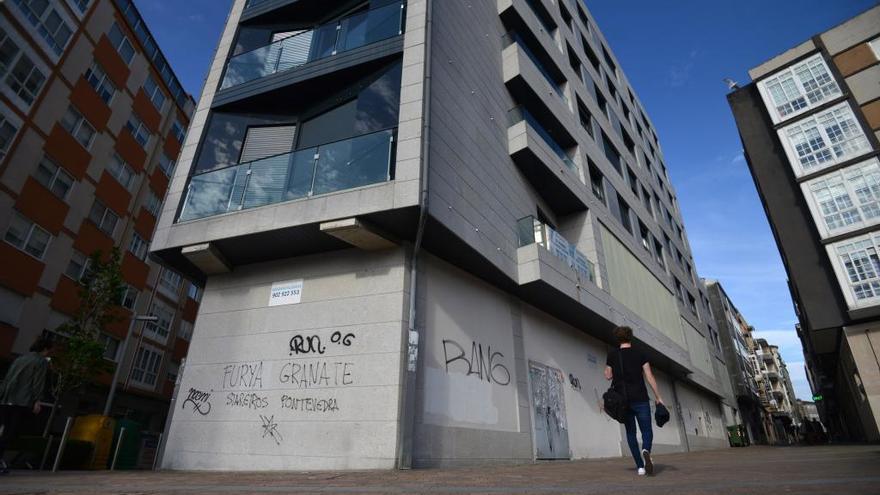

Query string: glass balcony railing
510 106 578 173
179 129 396 222
222 1 405 90
518 216 595 283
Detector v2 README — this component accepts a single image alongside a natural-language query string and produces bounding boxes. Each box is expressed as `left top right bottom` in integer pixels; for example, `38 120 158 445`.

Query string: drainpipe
397 0 432 470
671 379 690 452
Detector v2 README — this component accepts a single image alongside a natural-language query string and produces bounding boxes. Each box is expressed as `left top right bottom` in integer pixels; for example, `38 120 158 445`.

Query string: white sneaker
637 467 646 476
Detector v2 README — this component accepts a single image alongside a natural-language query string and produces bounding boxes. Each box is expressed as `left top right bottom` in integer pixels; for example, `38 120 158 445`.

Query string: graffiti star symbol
259 414 283 446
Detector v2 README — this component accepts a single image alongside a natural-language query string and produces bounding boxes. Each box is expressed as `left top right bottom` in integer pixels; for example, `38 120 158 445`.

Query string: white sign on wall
268 279 303 307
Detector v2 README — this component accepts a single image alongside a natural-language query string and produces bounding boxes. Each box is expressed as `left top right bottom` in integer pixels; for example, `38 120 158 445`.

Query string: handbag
602 350 628 423
655 403 670 427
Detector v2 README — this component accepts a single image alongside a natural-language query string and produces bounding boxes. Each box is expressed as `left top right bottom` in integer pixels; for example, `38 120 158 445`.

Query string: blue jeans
624 401 653 468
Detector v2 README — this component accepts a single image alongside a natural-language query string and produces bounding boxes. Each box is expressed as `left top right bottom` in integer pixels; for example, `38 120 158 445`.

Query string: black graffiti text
442 339 511 386
330 331 356 346
222 362 264 389
182 388 212 415
259 414 283 446
289 335 326 355
226 392 269 410
280 395 340 413
278 361 354 388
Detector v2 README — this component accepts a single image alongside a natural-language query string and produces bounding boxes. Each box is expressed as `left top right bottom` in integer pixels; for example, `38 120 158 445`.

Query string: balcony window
120 285 138 310
64 250 90 280
830 233 880 308
157 152 175 178
108 22 134 65
758 54 841 123
131 344 162 388
4 211 51 259
88 200 119 237
171 119 186 143
158 269 182 298
60 106 95 149
12 0 73 56
221 1 405 89
804 158 880 237
780 102 870 177
143 74 166 111
85 61 116 104
588 161 605 205
145 189 161 217
34 156 74 199
129 231 148 260
0 114 19 160
0 27 48 106
107 154 135 190
125 112 151 147
601 132 621 174
518 216 595 283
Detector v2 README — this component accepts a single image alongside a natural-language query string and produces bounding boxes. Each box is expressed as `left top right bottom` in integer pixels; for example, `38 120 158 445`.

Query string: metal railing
518 216 595 283
222 1 405 90
180 128 396 221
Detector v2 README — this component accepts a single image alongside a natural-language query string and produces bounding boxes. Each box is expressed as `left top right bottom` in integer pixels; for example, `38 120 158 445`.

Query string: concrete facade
154 0 729 470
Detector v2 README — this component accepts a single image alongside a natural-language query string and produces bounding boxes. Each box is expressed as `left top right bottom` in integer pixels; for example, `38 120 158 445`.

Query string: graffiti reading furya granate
442 339 511 386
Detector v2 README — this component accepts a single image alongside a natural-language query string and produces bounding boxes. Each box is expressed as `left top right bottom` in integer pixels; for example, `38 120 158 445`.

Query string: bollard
52 417 73 473
110 427 126 471
40 435 54 471
152 433 163 471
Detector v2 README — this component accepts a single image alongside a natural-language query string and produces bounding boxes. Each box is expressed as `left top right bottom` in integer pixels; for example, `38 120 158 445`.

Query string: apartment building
704 279 770 444
152 0 730 470
0 0 198 430
753 340 800 444
727 6 880 442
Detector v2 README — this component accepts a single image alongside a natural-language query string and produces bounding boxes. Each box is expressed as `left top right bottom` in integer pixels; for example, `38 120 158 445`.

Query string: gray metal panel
240 125 297 163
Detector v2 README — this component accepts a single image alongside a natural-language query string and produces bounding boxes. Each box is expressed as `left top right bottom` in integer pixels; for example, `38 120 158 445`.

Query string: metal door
529 361 570 460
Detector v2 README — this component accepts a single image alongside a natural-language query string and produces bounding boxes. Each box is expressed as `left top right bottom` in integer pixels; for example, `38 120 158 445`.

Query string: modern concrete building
153 0 730 470
704 279 769 444
0 0 199 431
727 5 880 442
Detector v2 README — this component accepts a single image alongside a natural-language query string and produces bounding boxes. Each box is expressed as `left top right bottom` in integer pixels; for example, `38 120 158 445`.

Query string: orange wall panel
134 208 156 239
163 134 181 159
93 36 131 89
95 172 132 218
51 275 82 316
0 243 45 297
132 89 161 134
73 220 114 258
104 307 132 340
149 167 169 198
44 125 92 179
69 77 112 131
182 298 198 323
15 178 69 235
115 129 147 172
863 100 880 131
173 337 189 362
833 43 878 77
121 251 149 290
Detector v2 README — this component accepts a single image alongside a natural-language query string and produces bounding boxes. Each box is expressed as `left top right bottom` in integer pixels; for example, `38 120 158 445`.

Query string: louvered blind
239 125 296 163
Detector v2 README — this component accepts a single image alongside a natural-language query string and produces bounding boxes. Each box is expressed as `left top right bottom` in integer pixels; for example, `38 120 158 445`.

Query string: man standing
0 336 52 474
605 326 665 476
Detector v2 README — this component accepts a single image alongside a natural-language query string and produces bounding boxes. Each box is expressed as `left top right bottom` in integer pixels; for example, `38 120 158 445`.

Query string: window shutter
239 125 296 163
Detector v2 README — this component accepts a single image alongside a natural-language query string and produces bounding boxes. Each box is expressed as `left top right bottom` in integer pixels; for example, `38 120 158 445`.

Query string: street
1 445 878 494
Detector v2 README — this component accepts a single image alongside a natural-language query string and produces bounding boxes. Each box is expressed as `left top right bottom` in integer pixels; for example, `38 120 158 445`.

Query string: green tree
44 248 125 434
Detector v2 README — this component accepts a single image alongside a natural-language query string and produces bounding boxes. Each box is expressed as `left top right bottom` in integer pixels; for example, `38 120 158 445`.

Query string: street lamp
103 314 158 417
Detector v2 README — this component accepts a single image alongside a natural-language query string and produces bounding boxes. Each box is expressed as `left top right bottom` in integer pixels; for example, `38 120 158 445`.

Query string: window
144 189 161 217
638 221 651 252
780 103 870 177
12 0 73 56
120 284 138 310
187 282 201 302
107 22 134 64
0 114 20 160
0 26 48 106
60 106 96 149
64 250 90 280
588 161 605 205
804 158 880 238
167 360 180 383
98 333 119 361
576 98 593 138
616 193 633 234
830 233 880 308
673 278 684 303
107 154 135 189
34 156 74 199
601 131 621 174
68 0 92 14
758 54 841 123
84 61 116 104
129 232 148 260
171 119 185 143
143 74 166 110
158 269 182 297
130 344 162 388
125 113 151 147
157 152 174 177
88 200 119 236
144 300 174 343
687 293 698 316
4 211 50 259
178 320 193 341
652 235 665 269
627 168 639 197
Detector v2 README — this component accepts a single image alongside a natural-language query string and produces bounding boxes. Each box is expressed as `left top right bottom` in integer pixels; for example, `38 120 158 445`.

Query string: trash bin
727 425 745 447
69 415 116 469
110 419 142 470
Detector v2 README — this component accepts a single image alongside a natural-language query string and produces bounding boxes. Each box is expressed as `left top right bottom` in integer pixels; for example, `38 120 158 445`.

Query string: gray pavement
1 445 879 494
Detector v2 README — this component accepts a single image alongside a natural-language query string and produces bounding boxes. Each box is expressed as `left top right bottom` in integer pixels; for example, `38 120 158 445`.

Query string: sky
136 0 878 400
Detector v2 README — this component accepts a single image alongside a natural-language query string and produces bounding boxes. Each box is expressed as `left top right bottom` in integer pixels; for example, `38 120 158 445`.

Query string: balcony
517 216 595 283
767 371 780 381
221 1 405 90
179 129 396 222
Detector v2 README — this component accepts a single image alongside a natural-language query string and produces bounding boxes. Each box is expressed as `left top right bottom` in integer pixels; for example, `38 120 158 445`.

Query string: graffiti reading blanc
442 339 511 386
182 388 212 415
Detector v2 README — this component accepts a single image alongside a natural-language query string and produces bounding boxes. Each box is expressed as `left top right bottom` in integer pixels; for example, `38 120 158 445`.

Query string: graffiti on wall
442 339 511 386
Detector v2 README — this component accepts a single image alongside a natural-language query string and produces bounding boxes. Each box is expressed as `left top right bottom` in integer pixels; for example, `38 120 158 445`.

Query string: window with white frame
758 54 841 123
60 106 96 149
803 158 880 238
157 152 174 177
779 103 871 177
4 211 51 259
11 0 73 56
120 284 138 309
125 112 151 147
0 26 48 106
145 189 161 216
829 233 880 309
64 250 90 280
144 300 174 343
98 333 119 361
178 320 193 341
143 74 166 111
187 282 201 302
0 113 20 161
107 154 135 190
129 231 147 260
130 344 162 388
158 269 182 297
67 0 92 14
171 119 185 143
84 61 116 104
107 22 134 65
33 155 74 200
88 200 118 236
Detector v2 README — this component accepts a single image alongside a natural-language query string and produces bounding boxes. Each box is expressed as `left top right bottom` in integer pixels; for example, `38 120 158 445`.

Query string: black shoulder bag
602 350 628 423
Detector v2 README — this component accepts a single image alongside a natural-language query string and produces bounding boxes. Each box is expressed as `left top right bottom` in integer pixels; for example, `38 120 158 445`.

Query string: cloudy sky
137 0 877 399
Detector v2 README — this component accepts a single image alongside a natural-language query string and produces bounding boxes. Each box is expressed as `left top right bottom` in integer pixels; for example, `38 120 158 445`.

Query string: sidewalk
2 445 878 494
